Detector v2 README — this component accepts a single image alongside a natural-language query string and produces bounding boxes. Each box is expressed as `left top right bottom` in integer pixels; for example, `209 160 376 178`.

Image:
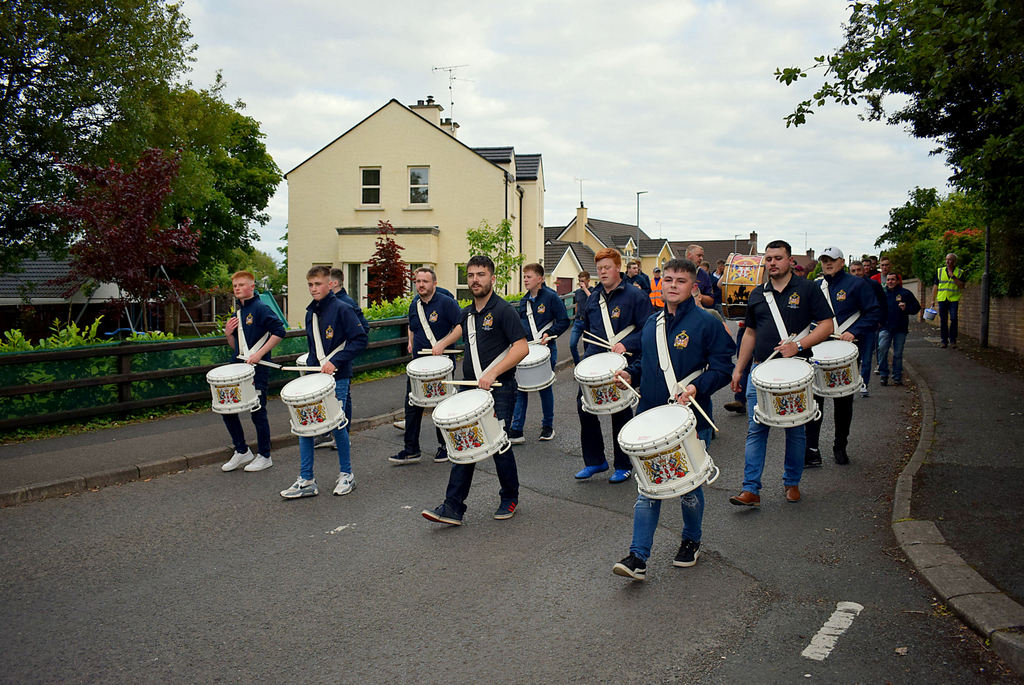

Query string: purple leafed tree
365 219 411 303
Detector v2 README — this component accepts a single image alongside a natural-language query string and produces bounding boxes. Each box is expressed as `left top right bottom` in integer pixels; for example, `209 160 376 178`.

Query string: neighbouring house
543 205 674 293
285 96 545 323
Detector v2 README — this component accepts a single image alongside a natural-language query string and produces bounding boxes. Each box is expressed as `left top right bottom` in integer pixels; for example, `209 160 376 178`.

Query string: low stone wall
909 279 1024 355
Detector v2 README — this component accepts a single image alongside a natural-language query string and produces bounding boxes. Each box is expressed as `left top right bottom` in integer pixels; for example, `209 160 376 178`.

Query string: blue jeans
443 381 519 515
877 330 907 381
857 335 874 388
629 427 711 561
298 377 351 480
742 363 805 494
569 320 585 365
222 387 271 456
939 300 959 345
511 345 556 431
733 326 749 403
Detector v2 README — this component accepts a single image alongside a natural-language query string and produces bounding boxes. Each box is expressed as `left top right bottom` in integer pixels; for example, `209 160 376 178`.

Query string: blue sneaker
608 469 632 484
421 503 463 526
574 463 609 480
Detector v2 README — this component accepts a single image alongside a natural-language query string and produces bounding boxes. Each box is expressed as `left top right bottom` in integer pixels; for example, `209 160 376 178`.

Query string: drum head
433 388 490 422
811 339 858 362
521 345 551 366
574 352 625 381
752 358 811 385
408 355 454 375
281 372 335 401
207 363 254 382
619 404 695 448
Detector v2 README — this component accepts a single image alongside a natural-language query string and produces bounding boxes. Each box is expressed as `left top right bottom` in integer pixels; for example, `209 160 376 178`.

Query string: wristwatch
796 342 804 352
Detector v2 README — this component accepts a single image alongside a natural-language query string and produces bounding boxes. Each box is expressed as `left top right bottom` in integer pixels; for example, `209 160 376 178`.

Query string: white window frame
361 167 381 205
408 166 429 205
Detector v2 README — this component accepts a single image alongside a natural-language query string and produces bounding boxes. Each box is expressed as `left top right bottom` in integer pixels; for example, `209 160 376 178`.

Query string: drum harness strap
416 298 439 347
816 278 860 337
655 312 704 401
525 299 553 342
598 292 635 346
763 286 810 346
466 312 509 381
306 313 348 369
234 308 280 369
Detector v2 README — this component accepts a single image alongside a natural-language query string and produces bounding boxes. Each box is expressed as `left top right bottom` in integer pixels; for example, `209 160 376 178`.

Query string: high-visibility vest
936 266 964 302
650 277 664 307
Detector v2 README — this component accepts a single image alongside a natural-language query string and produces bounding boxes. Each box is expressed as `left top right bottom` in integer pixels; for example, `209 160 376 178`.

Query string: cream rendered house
285 96 544 324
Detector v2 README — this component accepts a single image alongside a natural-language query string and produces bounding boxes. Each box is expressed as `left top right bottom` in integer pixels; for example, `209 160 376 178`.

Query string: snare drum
206 363 260 414
407 355 455 407
280 373 348 437
751 358 820 427
617 404 719 499
516 344 555 392
810 340 860 397
574 352 638 415
432 388 510 464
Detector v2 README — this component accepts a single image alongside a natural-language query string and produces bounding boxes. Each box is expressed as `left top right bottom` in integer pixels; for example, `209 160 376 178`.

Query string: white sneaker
222 449 254 472
280 477 318 499
333 472 356 496
393 420 406 430
244 454 273 472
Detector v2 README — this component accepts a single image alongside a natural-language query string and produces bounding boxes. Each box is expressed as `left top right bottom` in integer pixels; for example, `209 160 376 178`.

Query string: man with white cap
805 247 880 467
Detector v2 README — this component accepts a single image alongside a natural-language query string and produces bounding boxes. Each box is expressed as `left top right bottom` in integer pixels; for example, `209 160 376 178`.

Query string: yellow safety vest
936 266 964 302
650 278 664 308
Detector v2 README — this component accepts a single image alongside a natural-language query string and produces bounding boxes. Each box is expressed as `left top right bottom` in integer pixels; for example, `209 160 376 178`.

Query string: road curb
0 408 404 508
894 359 1024 675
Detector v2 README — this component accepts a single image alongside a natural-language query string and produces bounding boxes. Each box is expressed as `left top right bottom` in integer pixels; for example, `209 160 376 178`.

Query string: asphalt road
1 335 1018 683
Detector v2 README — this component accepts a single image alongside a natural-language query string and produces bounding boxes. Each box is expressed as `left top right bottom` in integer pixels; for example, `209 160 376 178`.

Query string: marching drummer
219 270 286 473
575 248 653 483
389 266 461 465
421 255 529 525
279 265 368 499
804 248 879 467
610 258 735 580
507 263 569 445
729 240 833 507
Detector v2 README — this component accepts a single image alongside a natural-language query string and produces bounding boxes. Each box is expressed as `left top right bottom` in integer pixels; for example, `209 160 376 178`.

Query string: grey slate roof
0 255 80 299
638 239 670 258
514 154 542 181
472 146 514 164
545 240 597 277
544 226 564 243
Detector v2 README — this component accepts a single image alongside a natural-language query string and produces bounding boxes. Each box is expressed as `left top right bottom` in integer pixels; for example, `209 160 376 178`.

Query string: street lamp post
636 191 648 259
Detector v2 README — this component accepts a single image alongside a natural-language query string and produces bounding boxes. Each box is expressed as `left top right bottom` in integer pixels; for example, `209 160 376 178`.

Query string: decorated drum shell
810 340 859 368
432 388 493 427
618 404 712 499
407 355 454 379
206 363 255 384
281 372 336 403
573 351 627 384
750 358 813 391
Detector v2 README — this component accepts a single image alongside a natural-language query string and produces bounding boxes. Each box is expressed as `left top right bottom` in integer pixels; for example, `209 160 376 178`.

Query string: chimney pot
426 95 435 104
417 99 424 106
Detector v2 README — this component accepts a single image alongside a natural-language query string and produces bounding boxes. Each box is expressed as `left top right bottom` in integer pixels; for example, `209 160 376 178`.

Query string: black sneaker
508 429 525 445
880 377 889 386
804 447 822 468
612 553 647 581
539 426 554 441
434 448 449 463
834 447 850 465
493 501 517 520
673 539 701 568
421 503 463 526
388 449 421 465
723 400 745 414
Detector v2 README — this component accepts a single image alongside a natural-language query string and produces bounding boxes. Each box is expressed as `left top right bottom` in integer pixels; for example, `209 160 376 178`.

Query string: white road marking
327 524 354 535
801 601 864 661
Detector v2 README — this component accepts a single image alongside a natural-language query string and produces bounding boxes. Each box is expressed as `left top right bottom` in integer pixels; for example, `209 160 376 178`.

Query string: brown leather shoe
729 490 760 507
785 485 801 503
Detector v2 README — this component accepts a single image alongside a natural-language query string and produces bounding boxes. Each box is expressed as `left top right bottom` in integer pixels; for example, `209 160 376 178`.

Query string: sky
179 0 952 263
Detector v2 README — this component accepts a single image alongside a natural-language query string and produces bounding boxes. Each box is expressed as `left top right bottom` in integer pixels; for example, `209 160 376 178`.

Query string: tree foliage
0 0 195 272
365 220 411 304
466 218 524 293
777 1 1024 293
37 148 199 310
876 187 940 248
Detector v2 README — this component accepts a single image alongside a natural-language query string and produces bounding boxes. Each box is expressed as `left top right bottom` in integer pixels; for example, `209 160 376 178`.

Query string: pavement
2 322 1023 675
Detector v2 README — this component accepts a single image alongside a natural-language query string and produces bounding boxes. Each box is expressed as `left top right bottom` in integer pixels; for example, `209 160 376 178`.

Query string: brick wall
907 279 1024 355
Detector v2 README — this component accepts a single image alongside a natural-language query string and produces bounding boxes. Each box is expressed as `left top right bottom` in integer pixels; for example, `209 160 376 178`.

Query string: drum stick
687 397 720 434
582 330 612 347
764 334 798 363
280 366 328 373
237 355 282 369
529 335 558 345
419 349 461 355
443 380 502 387
582 332 632 356
617 375 642 400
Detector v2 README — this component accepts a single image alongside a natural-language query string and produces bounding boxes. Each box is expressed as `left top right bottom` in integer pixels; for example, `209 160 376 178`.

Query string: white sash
598 293 635 345
655 312 704 398
416 298 438 346
306 313 348 366
235 308 269 359
466 311 509 380
525 299 553 342
763 286 811 346
817 279 860 335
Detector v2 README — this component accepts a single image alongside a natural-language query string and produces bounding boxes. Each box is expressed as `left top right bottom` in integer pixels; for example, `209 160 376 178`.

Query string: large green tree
0 0 194 272
776 1 1024 293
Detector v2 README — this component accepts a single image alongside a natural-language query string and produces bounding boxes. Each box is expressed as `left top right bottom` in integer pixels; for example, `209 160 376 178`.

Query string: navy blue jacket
581 276 653 358
230 296 286 389
516 285 570 345
408 291 461 357
336 287 369 333
627 298 735 431
883 286 921 334
624 271 651 294
436 286 456 300
862 276 888 330
815 271 880 340
303 292 368 378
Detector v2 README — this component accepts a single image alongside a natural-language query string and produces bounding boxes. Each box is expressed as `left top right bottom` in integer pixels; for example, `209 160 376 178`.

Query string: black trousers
805 393 853 451
576 387 633 470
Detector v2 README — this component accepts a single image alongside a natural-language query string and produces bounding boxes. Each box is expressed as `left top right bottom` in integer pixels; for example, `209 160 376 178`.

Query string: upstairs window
361 168 380 204
409 167 429 204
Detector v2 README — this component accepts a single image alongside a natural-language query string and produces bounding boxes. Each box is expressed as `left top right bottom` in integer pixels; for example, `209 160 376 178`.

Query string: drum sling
763 286 811 345
305 313 348 367
598 293 635 345
466 313 509 380
416 298 439 347
817 279 860 336
235 308 281 368
655 312 704 399
525 299 553 342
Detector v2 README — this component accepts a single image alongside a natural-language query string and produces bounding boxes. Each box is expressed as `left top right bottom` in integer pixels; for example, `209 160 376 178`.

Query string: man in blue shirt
390 266 461 465
624 260 652 295
685 245 715 309
611 258 735 580
878 273 920 386
509 263 570 444
569 271 592 365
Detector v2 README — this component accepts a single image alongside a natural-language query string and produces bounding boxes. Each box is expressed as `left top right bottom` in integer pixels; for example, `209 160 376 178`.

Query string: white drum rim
207 363 256 383
810 340 859 365
518 345 552 368
432 388 494 425
618 405 697 454
574 351 626 382
751 358 813 390
517 374 556 392
407 355 454 378
281 373 336 402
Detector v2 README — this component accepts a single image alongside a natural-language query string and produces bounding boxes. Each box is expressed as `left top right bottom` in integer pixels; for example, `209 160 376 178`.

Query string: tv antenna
432 64 471 123
574 177 587 206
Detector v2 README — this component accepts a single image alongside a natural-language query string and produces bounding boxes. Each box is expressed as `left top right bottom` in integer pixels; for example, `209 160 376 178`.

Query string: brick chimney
409 95 443 127
749 230 758 253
